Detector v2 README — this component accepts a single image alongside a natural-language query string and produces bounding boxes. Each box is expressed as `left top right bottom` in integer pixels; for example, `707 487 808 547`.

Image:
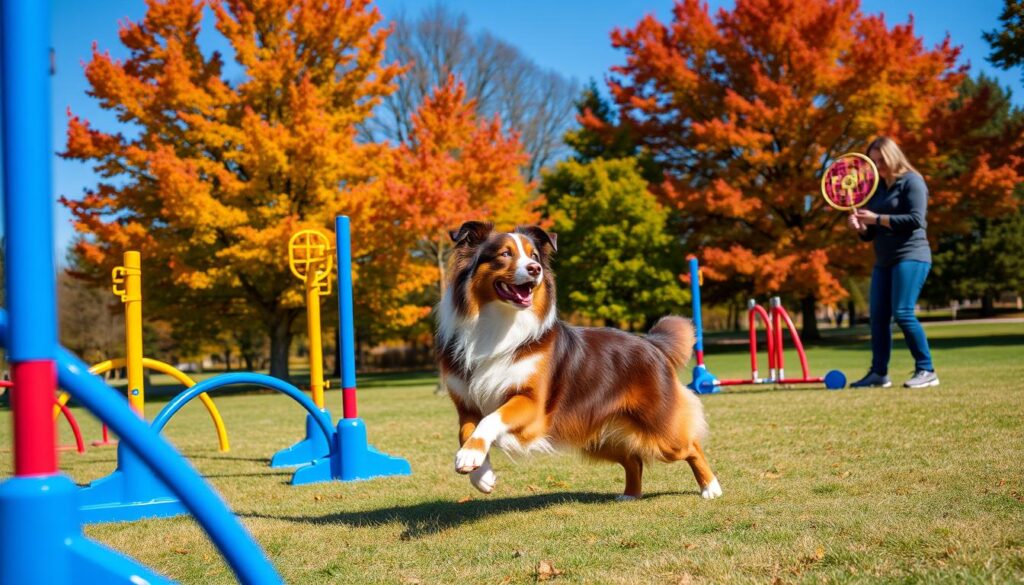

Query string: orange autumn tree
382 75 536 304
61 0 402 378
583 0 1007 338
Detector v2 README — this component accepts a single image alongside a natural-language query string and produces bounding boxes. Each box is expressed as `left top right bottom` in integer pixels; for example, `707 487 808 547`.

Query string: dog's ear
449 221 494 249
516 225 557 255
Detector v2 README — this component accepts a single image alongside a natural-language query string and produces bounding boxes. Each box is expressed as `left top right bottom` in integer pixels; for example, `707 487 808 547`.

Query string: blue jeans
870 261 934 374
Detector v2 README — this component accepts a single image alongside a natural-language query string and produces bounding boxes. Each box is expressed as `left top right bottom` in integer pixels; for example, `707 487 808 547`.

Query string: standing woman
848 137 939 388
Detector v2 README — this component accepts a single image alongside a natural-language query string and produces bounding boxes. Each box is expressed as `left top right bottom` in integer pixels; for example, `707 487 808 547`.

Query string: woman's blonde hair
866 136 918 178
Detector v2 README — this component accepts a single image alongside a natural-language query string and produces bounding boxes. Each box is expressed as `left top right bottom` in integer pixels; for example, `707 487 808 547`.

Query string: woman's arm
885 173 928 232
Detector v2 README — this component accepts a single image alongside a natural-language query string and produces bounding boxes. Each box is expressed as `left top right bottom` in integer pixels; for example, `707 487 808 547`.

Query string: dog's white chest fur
439 295 553 415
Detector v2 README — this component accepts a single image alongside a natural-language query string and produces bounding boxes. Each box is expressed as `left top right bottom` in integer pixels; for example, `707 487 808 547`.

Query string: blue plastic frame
0 0 280 581
0 312 282 584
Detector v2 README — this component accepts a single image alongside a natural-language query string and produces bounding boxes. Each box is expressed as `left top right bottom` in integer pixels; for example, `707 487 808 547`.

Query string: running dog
436 221 722 500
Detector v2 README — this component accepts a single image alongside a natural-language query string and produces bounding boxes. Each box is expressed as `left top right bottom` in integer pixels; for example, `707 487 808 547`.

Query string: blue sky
5 0 1019 253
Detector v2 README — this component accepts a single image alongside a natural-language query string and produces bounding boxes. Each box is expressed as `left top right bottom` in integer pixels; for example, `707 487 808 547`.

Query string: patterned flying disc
820 153 879 211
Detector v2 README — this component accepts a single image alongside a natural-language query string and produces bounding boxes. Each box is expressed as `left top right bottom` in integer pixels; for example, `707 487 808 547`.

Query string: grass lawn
1 321 1023 583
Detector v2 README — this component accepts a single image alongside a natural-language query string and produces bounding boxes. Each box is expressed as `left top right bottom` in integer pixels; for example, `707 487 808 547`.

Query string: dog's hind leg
685 440 722 499
585 444 645 501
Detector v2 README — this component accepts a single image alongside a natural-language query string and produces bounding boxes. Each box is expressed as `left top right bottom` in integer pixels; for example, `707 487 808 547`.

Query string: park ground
1 320 1023 583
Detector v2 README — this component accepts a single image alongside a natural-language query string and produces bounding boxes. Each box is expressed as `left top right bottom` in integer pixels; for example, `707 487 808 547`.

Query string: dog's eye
500 250 512 258
532 252 539 260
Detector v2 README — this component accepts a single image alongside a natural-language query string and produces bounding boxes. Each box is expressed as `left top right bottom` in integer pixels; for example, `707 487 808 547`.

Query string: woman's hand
853 208 880 226
848 212 867 233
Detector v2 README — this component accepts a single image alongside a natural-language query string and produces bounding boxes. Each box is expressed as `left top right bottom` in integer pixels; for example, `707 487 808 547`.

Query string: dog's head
445 221 557 319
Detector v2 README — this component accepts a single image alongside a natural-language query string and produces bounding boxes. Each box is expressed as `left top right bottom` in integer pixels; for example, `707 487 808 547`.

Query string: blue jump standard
688 365 720 395
270 412 412 484
270 411 333 468
290 417 412 485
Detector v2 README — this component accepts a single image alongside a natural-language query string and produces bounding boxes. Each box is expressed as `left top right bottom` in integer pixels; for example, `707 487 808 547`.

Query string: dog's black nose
527 262 542 277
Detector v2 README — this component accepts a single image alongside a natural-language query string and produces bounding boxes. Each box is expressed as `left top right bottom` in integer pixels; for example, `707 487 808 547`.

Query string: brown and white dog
436 221 722 501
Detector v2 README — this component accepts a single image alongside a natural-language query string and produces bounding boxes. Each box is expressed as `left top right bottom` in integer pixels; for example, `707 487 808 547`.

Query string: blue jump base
1 474 173 584
270 411 332 468
688 365 721 395
291 417 412 485
78 444 187 524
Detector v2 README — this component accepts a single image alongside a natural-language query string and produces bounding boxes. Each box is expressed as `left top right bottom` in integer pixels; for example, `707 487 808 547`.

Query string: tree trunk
243 353 255 371
268 310 296 380
981 294 995 317
223 348 232 372
846 299 857 328
800 295 821 341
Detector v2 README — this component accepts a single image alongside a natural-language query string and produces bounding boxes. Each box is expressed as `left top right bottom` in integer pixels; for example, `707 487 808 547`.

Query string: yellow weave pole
288 230 334 409
112 252 145 416
88 358 230 452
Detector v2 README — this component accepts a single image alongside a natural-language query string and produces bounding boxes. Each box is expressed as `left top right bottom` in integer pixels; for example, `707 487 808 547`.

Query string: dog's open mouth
495 280 535 307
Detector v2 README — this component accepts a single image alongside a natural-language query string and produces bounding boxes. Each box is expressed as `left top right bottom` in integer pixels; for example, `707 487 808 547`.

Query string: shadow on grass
243 490 688 539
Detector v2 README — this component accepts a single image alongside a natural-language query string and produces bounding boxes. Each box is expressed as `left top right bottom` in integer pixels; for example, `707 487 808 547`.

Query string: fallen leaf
527 484 541 493
512 550 524 558
760 471 781 480
684 543 697 550
814 546 825 560
838 471 852 479
457 496 472 504
173 548 188 555
536 560 562 581
313 494 323 501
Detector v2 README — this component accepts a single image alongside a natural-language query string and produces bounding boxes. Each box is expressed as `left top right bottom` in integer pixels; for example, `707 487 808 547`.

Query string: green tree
926 74 1024 314
541 157 688 329
929 213 1024 315
984 0 1024 83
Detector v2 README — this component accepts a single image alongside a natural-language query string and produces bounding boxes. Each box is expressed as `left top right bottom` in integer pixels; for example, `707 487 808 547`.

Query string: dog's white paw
454 447 486 474
469 462 497 494
701 477 723 499
616 494 640 502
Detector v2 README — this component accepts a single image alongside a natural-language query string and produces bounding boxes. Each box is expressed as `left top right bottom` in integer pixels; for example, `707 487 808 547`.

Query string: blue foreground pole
0 2 163 581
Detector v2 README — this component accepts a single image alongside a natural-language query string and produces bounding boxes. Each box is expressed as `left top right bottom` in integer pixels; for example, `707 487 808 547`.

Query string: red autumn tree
584 0 1022 337
379 74 536 306
61 0 402 377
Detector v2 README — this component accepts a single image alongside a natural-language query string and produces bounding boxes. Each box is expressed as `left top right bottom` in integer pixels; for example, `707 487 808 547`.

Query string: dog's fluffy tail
647 316 696 368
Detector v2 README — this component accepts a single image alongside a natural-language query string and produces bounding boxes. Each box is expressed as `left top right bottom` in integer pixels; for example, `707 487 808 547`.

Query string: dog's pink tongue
511 283 532 302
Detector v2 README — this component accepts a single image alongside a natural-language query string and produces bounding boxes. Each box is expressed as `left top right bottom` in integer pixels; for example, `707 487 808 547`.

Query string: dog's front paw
469 461 497 494
454 446 486 474
701 477 723 499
